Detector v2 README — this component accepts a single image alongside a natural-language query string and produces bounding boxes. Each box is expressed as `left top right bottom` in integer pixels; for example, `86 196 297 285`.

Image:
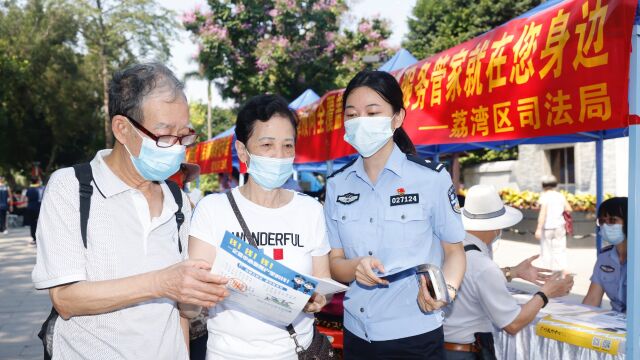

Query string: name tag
390 193 419 206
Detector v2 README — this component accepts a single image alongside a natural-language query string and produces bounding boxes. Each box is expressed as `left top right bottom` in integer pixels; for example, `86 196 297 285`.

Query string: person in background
25 176 44 244
535 175 572 271
326 70 466 359
444 185 574 360
583 197 628 313
0 176 13 234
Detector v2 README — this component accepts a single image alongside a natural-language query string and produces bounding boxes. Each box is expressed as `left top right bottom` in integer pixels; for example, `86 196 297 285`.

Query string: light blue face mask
343 116 394 157
601 224 625 245
125 126 185 181
247 153 295 191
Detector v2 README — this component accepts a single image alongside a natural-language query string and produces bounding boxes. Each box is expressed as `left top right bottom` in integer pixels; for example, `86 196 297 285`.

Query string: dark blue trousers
344 326 445 359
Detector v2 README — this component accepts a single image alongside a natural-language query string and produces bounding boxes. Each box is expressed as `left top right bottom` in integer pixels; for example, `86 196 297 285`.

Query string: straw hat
461 185 523 231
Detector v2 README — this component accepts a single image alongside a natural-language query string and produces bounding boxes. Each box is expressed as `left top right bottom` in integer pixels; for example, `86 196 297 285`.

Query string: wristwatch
535 291 549 308
504 267 513 282
446 283 458 302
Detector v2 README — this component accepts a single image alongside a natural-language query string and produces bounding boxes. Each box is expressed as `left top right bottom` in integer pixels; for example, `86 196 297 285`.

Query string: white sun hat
461 184 523 231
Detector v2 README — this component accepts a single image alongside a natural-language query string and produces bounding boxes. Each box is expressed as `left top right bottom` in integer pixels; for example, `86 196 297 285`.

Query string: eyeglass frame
116 113 199 148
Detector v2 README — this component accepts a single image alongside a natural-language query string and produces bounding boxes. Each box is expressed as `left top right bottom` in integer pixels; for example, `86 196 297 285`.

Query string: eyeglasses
596 216 623 226
118 114 199 148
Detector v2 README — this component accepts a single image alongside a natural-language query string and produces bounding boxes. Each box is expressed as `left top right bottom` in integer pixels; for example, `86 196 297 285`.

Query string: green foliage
189 102 236 139
0 0 102 177
183 0 394 103
458 148 519 167
404 0 542 59
0 0 179 176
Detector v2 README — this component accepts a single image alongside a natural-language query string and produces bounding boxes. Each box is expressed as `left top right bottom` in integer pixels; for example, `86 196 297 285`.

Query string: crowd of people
13 62 627 360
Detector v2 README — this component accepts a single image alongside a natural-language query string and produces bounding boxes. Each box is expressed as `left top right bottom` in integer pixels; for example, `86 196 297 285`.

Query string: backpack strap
72 163 93 249
464 244 481 252
165 180 184 254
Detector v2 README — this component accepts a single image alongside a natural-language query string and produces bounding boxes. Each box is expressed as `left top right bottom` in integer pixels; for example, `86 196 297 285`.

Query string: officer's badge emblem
337 192 360 205
600 265 615 273
390 188 419 206
448 185 461 214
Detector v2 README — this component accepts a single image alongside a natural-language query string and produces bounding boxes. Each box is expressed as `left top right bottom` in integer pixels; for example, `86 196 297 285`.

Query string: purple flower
182 11 196 24
358 22 372 33
325 31 335 42
324 42 336 54
268 9 279 17
256 58 270 71
232 3 245 15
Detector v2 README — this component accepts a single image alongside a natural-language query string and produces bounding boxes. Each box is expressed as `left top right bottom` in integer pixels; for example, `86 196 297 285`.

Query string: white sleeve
180 192 192 260
189 195 222 248
32 170 87 289
475 265 521 329
310 203 331 257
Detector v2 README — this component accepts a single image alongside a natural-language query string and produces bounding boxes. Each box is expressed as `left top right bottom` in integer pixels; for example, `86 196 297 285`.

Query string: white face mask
343 116 394 157
601 224 625 245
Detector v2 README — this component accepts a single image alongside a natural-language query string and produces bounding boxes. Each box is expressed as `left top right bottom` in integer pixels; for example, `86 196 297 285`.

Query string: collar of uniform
347 143 405 181
463 232 491 254
91 149 135 198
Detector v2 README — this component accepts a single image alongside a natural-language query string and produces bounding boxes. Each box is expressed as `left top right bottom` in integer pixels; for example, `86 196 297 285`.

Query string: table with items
495 288 626 360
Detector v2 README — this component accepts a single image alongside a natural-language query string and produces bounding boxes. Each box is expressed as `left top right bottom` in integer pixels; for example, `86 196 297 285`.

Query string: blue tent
378 48 419 72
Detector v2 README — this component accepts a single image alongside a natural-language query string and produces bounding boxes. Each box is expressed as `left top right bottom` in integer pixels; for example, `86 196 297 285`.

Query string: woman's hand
303 293 327 313
416 273 447 313
355 257 389 287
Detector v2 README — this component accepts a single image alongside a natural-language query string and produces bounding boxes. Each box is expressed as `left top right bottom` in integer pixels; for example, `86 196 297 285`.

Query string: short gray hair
108 63 185 123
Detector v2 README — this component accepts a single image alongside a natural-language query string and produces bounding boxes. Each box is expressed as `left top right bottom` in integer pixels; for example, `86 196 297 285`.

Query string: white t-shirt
189 187 331 360
539 190 567 229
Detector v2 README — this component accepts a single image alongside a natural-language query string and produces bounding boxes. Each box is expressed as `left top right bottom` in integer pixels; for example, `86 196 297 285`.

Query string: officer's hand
534 229 542 240
303 292 327 313
513 255 553 286
540 273 574 298
154 259 230 308
355 257 389 287
417 273 446 313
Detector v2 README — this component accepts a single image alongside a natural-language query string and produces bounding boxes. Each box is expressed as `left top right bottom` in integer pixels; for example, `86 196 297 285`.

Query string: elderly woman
186 94 331 359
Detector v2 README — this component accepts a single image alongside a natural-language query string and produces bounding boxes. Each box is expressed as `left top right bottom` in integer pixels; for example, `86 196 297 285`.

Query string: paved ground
0 227 49 360
0 226 612 359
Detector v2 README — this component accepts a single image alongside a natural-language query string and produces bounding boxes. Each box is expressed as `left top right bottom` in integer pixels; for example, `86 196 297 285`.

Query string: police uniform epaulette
406 154 445 172
327 158 357 179
599 245 614 254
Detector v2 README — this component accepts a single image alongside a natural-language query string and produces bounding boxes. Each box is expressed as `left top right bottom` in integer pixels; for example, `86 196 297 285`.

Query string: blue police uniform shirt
590 245 627 313
324 144 466 341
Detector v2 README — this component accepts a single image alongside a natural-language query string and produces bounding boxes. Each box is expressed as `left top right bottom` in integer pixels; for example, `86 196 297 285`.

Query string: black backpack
38 162 185 359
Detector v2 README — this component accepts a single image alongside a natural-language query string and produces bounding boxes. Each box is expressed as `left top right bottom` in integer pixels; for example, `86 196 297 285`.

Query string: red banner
296 0 637 162
188 136 233 175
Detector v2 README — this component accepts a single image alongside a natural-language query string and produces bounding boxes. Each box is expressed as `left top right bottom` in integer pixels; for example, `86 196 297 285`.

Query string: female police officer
325 70 467 359
583 197 628 313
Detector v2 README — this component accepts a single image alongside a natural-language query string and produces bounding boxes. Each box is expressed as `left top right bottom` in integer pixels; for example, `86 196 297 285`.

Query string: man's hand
154 259 229 308
417 273 447 313
303 293 327 313
355 257 389 287
512 255 553 286
541 273 574 298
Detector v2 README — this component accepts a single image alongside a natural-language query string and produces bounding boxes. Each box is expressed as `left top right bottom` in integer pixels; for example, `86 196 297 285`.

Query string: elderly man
32 63 229 359
443 185 574 360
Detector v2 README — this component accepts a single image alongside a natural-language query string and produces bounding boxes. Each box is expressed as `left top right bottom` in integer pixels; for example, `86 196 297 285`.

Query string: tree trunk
101 55 112 148
207 79 212 139
96 0 113 149
44 145 58 176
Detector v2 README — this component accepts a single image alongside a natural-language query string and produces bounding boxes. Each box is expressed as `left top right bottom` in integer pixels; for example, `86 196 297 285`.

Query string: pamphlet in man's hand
211 231 318 326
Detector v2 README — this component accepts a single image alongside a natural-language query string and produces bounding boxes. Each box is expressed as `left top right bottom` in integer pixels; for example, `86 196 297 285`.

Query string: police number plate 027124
389 193 419 206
